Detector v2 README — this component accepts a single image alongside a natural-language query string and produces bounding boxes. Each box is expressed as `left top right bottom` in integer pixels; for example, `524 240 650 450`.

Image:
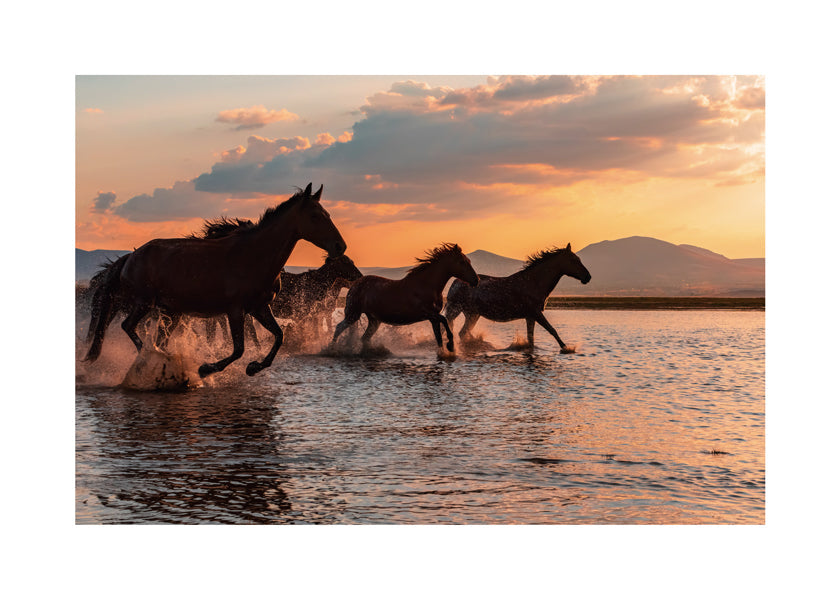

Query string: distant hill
575 236 764 296
75 236 764 296
76 249 130 282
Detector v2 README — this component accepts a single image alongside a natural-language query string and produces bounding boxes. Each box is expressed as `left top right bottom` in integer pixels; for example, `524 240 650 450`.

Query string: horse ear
312 184 324 203
565 242 571 251
303 182 313 197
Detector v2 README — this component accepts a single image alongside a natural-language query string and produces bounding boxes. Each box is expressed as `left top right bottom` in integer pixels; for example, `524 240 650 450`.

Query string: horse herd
82 183 592 378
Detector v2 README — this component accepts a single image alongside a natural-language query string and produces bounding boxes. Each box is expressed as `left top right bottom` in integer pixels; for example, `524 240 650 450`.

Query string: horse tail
84 253 130 362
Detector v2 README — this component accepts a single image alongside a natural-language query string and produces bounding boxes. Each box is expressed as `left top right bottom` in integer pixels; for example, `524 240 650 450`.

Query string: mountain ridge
76 236 765 296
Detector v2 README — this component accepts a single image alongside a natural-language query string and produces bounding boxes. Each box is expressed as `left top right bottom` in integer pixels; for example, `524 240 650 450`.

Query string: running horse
206 254 363 345
271 255 363 334
444 244 591 352
331 243 478 354
84 183 347 377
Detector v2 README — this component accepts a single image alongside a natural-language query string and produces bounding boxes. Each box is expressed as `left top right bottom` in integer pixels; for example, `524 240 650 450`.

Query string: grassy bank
545 296 764 310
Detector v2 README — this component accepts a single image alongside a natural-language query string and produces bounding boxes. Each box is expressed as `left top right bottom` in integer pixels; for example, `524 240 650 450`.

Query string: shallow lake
75 309 764 524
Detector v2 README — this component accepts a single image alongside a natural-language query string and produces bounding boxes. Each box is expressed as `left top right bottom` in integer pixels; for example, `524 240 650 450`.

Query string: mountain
574 236 764 296
76 248 131 282
75 236 765 296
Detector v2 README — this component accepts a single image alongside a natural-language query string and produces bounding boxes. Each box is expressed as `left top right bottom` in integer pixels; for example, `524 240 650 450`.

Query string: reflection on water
76 310 765 524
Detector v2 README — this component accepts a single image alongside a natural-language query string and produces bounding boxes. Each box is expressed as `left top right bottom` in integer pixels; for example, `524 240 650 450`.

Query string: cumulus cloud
735 86 765 110
314 75 765 187
491 75 584 101
107 75 764 226
91 191 116 213
216 105 299 130
112 181 227 222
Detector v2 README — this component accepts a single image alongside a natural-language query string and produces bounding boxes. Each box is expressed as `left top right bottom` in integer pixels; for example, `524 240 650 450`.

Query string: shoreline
75 283 765 312
545 296 764 310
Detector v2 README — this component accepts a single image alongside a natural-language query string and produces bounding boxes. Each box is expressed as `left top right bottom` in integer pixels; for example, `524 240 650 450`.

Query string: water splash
120 347 199 392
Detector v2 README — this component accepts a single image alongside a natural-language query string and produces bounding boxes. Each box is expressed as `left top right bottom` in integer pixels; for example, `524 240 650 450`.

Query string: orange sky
76 75 764 266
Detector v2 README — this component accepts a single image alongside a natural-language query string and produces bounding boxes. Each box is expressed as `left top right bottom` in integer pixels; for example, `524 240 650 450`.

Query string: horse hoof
446 341 455 352
246 361 263 376
198 364 214 378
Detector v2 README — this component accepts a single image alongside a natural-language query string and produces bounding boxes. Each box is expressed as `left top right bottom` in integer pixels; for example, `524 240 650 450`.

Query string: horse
204 255 363 347
444 243 591 352
84 183 347 377
271 254 363 334
84 218 262 351
331 243 479 354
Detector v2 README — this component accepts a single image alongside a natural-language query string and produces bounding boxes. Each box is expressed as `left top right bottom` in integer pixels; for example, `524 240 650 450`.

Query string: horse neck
518 257 569 297
405 260 456 295
252 212 302 277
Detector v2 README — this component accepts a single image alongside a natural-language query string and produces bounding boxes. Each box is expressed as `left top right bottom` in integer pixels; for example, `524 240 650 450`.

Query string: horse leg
430 318 444 348
361 315 381 350
198 310 245 378
121 303 152 353
245 305 284 376
532 311 567 350
331 310 360 344
526 318 536 349
443 302 461 332
431 314 455 352
459 312 480 340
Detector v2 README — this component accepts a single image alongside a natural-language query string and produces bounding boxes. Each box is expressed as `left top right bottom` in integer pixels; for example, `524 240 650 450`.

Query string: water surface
76 310 764 524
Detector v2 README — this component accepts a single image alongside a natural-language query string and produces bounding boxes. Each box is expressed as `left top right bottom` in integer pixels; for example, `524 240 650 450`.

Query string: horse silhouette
84 183 346 377
272 255 363 334
205 254 363 346
444 244 591 351
331 243 478 354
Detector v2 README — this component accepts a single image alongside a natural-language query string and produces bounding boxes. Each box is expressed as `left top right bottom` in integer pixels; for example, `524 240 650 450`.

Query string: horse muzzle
328 240 347 258
580 273 592 284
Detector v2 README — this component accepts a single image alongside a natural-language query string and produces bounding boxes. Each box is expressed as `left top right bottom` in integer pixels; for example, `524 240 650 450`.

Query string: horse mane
187 216 255 239
254 186 309 230
520 246 568 272
186 187 309 240
407 242 463 275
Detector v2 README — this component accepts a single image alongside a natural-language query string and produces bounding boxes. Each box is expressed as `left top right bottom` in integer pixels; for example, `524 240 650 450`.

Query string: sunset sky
76 74 765 267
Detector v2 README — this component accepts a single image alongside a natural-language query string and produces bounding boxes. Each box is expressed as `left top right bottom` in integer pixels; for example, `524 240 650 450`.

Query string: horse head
296 183 347 258
324 254 363 282
562 243 591 284
451 245 479 287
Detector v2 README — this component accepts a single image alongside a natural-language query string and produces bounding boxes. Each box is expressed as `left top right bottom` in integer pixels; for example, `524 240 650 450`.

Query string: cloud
112 181 227 222
314 75 764 186
91 191 116 213
84 108 103 114
107 75 764 226
735 86 765 110
491 75 584 101
215 105 299 130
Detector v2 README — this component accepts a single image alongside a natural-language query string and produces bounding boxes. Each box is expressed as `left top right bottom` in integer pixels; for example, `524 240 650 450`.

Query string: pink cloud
216 105 299 130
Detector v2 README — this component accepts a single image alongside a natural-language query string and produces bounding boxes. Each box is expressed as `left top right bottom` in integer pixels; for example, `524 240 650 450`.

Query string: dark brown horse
84 183 346 377
205 255 362 346
85 218 261 351
331 243 479 353
444 244 591 351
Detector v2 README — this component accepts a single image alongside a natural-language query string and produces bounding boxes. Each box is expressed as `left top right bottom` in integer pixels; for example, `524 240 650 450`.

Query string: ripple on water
76 310 764 524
